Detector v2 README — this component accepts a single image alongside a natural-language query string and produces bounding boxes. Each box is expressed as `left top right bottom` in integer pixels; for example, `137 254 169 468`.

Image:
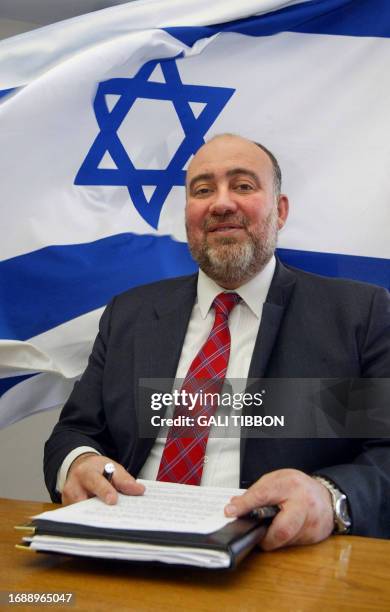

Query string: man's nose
209 187 238 215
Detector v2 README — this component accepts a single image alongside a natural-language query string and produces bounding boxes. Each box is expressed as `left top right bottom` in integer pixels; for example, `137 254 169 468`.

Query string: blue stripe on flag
0 233 197 341
165 0 390 45
0 87 18 100
278 248 390 290
0 232 388 342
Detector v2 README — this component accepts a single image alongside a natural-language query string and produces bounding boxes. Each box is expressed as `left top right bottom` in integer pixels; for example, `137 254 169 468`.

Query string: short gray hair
253 141 282 197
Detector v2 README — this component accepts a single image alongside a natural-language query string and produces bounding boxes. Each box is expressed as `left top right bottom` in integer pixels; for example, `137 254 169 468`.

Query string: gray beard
187 210 278 286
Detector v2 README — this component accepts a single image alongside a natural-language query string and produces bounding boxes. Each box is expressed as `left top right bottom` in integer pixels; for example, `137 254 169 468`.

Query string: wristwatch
313 476 352 534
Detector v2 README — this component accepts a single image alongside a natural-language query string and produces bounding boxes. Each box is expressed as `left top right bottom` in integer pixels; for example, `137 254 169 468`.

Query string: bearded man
44 134 390 548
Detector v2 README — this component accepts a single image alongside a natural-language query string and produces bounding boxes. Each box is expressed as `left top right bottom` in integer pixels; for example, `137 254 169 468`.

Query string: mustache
203 213 249 232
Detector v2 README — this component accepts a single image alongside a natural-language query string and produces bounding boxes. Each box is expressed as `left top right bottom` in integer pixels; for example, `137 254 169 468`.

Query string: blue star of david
74 58 235 228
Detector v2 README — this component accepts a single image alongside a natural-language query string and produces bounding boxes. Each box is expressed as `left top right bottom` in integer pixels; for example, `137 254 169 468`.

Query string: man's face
185 135 288 288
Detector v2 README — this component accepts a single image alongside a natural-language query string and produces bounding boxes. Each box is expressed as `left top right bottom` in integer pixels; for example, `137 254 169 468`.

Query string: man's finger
65 455 144 505
62 480 89 506
82 468 119 504
259 502 305 551
225 483 278 517
116 478 145 496
78 461 145 503
111 466 145 496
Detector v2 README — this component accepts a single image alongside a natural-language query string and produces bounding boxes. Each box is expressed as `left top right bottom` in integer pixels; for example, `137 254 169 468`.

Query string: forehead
186 136 273 184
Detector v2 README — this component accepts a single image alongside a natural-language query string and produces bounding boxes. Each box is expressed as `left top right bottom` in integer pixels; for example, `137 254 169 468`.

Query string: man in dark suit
44 134 390 549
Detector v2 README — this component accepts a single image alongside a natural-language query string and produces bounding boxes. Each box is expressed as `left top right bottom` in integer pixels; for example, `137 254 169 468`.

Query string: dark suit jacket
44 260 390 537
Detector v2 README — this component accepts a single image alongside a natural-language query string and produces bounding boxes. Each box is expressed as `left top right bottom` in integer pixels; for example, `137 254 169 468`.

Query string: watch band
313 476 352 534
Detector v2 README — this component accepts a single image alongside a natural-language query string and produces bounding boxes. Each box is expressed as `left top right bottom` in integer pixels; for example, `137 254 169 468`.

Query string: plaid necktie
156 292 240 485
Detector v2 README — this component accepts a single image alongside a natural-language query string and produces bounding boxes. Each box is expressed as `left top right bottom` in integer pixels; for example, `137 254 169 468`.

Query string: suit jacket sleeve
44 298 116 502
314 286 390 537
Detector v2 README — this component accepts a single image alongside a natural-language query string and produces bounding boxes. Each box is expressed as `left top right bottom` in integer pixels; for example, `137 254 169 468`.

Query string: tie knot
213 292 240 318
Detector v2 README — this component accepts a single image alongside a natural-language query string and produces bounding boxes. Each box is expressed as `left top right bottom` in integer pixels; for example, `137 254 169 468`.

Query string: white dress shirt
57 257 276 492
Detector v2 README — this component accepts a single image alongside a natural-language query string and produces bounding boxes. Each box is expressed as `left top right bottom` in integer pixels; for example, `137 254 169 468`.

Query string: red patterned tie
157 292 240 485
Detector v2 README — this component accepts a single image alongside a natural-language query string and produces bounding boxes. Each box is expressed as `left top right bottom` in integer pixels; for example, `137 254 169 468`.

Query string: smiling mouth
208 225 244 233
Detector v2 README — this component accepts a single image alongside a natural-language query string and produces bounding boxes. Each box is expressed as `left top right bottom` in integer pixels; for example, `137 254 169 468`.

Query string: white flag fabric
0 0 389 428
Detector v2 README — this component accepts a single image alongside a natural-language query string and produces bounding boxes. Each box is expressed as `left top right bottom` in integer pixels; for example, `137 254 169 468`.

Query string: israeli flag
0 0 389 428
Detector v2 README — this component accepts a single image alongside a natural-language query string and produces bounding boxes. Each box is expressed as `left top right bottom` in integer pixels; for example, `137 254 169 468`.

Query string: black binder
17 514 273 570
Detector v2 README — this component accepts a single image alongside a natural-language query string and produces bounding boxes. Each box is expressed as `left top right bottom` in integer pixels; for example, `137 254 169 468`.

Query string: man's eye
194 187 212 196
235 183 253 191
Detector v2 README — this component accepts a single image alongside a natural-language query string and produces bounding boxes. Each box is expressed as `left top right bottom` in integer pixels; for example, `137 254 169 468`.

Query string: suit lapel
247 261 296 379
134 275 198 381
240 260 297 477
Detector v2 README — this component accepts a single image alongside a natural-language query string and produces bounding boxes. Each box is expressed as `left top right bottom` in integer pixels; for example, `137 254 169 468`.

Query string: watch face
339 498 351 523
335 496 351 530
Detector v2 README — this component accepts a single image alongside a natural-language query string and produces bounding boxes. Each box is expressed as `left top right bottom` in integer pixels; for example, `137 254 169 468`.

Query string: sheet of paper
34 480 246 534
25 535 231 568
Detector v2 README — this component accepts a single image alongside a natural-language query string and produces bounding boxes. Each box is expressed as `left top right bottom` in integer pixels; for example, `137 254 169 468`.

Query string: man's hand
62 453 145 506
224 469 334 550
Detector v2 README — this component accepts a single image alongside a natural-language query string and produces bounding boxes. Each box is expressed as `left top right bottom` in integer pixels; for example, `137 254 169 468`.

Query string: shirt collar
197 256 276 319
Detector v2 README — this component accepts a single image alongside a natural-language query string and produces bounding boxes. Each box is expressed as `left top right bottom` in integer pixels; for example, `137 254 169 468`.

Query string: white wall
0 0 134 40
0 408 61 501
0 17 39 40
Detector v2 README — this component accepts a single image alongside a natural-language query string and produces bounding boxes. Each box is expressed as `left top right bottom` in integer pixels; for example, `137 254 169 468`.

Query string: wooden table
1 498 389 611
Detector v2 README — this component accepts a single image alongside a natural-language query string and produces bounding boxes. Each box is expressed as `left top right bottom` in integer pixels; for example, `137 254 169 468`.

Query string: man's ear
277 195 289 230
